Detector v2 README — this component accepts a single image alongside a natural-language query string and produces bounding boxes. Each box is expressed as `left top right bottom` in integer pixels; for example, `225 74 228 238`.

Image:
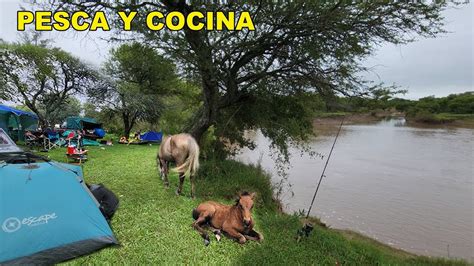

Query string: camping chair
24 132 43 150
46 132 61 150
24 133 37 148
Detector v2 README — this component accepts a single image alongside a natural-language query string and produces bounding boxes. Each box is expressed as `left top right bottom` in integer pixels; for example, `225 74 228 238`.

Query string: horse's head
236 191 256 227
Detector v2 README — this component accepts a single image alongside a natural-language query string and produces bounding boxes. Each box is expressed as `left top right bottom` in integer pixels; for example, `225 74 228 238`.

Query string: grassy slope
41 145 466 265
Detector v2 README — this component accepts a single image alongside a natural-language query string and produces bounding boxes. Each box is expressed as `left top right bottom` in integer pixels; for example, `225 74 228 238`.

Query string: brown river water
236 118 473 261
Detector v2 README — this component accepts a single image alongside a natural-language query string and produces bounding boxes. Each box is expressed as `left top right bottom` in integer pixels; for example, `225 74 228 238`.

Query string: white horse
157 133 200 198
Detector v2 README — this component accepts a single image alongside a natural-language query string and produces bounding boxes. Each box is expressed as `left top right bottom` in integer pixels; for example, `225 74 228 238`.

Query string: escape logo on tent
2 213 58 233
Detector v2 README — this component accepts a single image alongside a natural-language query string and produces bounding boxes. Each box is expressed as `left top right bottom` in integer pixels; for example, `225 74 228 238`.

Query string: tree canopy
44 1 448 158
0 42 96 126
90 42 177 137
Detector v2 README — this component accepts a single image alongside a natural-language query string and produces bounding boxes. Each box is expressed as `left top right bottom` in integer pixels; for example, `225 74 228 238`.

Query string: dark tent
66 117 102 130
0 129 118 264
0 104 38 141
140 131 163 143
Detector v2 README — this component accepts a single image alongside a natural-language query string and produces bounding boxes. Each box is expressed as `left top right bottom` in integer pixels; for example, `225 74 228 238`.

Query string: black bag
87 183 119 222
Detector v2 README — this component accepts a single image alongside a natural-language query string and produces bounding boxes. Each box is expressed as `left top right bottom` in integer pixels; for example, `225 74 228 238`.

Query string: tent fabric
82 139 101 146
0 111 11 135
140 131 163 143
62 130 75 138
0 105 38 140
66 117 102 130
18 115 38 131
0 105 38 118
0 161 118 264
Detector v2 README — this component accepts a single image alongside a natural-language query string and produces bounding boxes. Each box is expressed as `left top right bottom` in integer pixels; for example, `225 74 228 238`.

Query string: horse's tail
174 136 200 176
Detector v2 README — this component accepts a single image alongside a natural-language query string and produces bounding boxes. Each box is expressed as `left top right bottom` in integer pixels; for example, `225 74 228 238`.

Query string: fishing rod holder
296 222 314 242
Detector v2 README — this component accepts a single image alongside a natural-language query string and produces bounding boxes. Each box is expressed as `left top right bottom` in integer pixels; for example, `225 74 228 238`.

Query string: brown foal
192 192 263 246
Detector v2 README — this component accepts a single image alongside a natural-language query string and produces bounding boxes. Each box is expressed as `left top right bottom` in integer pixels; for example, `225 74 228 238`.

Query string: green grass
38 145 467 265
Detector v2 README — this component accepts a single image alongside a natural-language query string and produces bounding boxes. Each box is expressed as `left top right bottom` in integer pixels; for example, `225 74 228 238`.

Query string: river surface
236 118 473 261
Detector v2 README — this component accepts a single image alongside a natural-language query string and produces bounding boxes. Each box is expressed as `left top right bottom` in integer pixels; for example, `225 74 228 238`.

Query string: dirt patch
313 113 391 135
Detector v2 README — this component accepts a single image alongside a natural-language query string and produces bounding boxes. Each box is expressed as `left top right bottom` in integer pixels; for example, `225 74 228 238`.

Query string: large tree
39 96 82 126
91 42 177 138
0 42 96 126
47 1 447 157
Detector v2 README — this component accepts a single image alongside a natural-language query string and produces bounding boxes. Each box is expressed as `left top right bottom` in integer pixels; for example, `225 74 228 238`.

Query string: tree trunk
38 118 47 129
189 110 212 142
122 112 132 139
183 29 219 143
159 2 221 143
189 77 219 142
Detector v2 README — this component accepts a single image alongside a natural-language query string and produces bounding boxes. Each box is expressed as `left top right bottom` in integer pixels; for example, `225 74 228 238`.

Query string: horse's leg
209 226 222 241
176 172 185 196
157 156 162 179
192 215 211 246
223 225 246 244
244 229 264 242
161 159 169 188
190 174 196 199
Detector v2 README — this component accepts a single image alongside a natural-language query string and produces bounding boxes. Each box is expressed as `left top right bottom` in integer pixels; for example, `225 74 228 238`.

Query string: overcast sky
0 1 472 99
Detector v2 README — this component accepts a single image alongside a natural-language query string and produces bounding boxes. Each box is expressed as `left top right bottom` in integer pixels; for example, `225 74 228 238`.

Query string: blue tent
0 104 37 118
0 131 118 263
0 104 38 141
140 131 163 143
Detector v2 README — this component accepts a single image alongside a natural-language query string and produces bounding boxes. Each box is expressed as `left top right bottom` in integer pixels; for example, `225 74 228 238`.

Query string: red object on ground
67 146 75 154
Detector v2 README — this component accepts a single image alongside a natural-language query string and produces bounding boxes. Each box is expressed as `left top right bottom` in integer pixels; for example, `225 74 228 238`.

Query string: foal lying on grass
192 192 263 246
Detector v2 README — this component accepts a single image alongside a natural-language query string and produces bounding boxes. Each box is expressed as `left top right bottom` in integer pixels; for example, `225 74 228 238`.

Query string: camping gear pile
26 116 106 152
1 105 107 151
119 131 163 145
65 130 89 164
0 128 119 264
64 117 105 146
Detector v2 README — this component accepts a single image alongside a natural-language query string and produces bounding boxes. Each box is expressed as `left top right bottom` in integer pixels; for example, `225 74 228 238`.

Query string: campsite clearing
41 145 466 265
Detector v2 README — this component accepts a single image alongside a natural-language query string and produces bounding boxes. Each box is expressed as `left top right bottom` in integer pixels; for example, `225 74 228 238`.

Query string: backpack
87 183 119 222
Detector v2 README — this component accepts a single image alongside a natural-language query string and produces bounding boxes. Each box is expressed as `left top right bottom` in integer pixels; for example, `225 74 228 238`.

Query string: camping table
66 150 88 164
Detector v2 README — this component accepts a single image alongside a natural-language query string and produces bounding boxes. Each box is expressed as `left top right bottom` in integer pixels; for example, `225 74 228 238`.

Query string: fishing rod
305 115 345 220
296 116 346 242
294 92 366 241
297 113 348 241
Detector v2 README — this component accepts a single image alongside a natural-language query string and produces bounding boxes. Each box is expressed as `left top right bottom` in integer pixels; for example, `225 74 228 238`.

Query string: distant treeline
317 91 474 115
395 92 474 114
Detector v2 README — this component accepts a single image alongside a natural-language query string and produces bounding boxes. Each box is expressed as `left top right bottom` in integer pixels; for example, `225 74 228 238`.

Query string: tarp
66 117 102 130
140 131 163 143
0 105 38 118
0 159 117 263
82 139 101 146
0 104 38 141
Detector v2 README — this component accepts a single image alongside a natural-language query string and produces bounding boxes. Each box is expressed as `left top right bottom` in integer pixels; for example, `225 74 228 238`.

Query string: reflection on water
236 118 473 261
